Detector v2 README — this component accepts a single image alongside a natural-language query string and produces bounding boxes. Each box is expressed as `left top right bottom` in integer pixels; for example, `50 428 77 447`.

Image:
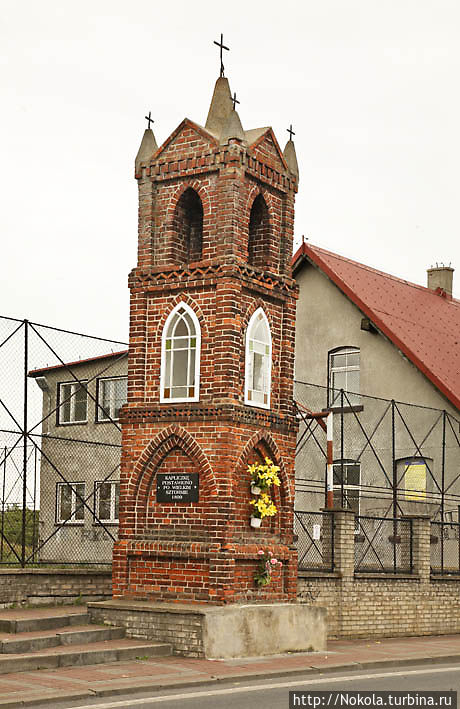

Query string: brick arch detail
244 184 274 231
154 293 208 342
166 180 211 229
234 429 292 504
241 299 275 333
133 424 217 532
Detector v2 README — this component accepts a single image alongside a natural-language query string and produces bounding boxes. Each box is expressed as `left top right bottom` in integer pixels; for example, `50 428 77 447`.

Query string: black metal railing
354 515 413 574
294 510 334 572
430 521 460 575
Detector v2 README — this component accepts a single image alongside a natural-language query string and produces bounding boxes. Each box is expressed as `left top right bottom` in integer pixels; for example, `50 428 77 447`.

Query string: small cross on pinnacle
213 33 229 78
145 112 154 129
287 124 295 141
232 92 240 110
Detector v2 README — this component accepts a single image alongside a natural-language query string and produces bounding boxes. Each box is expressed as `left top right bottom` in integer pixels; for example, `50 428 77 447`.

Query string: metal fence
295 381 460 523
430 521 460 575
354 515 413 574
0 315 128 566
294 510 334 572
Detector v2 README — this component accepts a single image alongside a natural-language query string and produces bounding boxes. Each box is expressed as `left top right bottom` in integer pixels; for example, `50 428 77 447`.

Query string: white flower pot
251 485 262 495
250 516 262 528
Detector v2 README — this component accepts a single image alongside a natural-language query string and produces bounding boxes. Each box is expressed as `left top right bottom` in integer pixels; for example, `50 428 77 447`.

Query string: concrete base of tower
88 599 327 658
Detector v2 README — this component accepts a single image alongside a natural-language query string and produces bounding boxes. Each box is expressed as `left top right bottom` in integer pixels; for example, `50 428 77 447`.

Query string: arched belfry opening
173 188 203 264
248 194 271 270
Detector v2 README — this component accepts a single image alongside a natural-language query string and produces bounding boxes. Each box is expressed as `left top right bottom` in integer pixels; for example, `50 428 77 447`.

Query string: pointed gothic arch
160 301 201 403
172 187 203 264
248 193 271 269
132 424 217 535
245 307 272 409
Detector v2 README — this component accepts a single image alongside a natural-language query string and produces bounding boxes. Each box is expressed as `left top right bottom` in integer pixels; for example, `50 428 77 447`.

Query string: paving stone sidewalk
1 633 460 707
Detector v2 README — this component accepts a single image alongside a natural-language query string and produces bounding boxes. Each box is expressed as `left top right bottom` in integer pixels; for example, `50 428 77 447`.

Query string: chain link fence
294 510 334 572
354 515 413 574
430 521 460 574
0 315 128 566
295 381 460 522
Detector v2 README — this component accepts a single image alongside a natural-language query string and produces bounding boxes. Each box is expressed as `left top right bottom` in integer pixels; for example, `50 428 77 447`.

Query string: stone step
0 637 172 674
0 624 125 654
0 607 90 634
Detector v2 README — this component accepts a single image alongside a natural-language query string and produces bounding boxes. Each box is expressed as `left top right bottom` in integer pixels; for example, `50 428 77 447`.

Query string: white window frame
56 482 85 524
160 302 201 403
245 307 272 410
333 460 360 530
328 347 360 408
96 376 127 422
94 480 120 524
58 380 88 424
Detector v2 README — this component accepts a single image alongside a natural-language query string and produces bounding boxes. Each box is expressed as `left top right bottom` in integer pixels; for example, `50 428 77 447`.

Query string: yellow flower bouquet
248 458 281 495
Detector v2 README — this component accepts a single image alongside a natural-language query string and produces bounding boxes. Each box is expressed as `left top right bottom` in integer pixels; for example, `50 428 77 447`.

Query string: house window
95 481 119 523
328 347 360 407
160 303 201 402
333 460 360 528
56 482 85 524
97 377 127 421
58 381 88 424
245 308 272 409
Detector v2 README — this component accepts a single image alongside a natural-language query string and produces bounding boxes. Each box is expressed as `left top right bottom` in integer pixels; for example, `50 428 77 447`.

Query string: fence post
21 319 29 568
441 410 446 523
331 508 355 580
403 514 431 582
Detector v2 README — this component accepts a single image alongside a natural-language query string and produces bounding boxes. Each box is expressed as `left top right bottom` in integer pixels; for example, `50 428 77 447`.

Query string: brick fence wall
297 509 460 638
0 568 112 608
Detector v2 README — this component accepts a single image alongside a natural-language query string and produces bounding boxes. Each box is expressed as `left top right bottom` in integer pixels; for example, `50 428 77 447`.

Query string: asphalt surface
47 664 460 709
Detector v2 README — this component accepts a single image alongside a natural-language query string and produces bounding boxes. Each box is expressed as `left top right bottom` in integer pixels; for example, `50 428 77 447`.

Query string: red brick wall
116 114 299 604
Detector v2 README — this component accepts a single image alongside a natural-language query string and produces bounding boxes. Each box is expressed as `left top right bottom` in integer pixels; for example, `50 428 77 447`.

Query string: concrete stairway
0 606 171 673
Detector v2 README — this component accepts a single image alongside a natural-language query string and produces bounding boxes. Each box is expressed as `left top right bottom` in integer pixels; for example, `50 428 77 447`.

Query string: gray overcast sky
1 0 459 342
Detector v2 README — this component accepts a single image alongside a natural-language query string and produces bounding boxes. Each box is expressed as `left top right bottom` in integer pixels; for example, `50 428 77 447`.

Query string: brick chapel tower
113 71 300 605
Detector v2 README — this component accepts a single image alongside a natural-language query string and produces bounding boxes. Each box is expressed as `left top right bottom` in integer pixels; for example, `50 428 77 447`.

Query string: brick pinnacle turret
135 128 158 173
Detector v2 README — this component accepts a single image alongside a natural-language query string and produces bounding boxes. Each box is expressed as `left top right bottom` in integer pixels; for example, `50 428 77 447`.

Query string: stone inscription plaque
156 473 199 503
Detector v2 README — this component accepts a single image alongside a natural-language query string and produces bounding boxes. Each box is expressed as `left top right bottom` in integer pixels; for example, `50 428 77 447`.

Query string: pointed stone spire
220 108 245 144
284 139 299 178
205 76 233 135
135 128 158 172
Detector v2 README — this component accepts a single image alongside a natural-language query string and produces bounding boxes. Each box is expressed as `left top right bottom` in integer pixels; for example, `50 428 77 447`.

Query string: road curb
4 652 460 707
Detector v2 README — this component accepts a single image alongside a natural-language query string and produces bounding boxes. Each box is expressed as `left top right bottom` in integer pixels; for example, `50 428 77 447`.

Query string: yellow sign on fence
404 461 426 500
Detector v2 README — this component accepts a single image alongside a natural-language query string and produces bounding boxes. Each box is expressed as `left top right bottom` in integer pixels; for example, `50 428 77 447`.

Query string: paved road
51 664 460 709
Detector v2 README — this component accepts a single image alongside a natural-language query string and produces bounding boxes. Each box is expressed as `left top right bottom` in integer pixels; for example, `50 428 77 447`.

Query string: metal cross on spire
213 33 229 77
145 112 154 129
287 124 295 141
232 92 240 110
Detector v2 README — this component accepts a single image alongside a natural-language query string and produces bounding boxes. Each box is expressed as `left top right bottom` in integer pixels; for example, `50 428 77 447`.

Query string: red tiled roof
292 243 460 411
28 349 128 377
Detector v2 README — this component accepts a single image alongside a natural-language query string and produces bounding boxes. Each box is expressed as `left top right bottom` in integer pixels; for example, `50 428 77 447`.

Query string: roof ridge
308 244 460 305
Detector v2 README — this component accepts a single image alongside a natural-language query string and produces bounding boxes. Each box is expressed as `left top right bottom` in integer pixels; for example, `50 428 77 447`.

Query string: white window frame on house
57 380 88 425
56 482 85 524
160 302 201 403
333 459 360 530
94 480 120 524
328 347 360 408
96 376 127 422
245 307 272 410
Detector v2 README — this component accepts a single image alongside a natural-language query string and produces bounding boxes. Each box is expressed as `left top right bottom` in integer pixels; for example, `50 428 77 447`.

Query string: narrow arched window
172 188 203 264
160 303 201 403
248 194 270 269
245 308 271 409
